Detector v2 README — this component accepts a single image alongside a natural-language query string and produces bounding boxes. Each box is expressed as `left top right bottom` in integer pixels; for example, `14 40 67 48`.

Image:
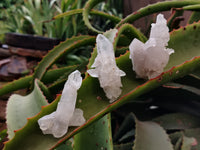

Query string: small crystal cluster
38 70 85 138
87 34 126 103
129 14 174 79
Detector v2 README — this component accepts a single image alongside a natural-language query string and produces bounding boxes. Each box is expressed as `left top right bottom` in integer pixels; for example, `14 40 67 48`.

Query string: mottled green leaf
153 113 200 130
181 135 197 150
6 79 48 139
73 114 113 150
133 117 173 150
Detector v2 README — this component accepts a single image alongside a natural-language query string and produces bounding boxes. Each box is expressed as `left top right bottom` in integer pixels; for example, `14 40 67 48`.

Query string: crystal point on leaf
129 14 174 79
38 70 85 138
87 34 126 103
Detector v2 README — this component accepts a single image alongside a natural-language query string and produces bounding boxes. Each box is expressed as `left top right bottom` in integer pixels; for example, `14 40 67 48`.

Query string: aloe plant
2 0 200 149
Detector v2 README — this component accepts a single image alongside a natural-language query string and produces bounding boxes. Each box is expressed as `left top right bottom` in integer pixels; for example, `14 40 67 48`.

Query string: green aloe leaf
181 135 197 150
133 116 173 150
114 143 133 150
48 61 89 94
4 22 200 150
54 140 73 150
167 9 184 31
4 95 59 150
153 113 200 130
83 0 104 33
113 113 135 143
53 9 121 23
183 4 200 10
167 22 200 69
6 79 48 139
188 11 200 24
184 128 200 149
113 23 147 51
116 1 200 28
73 114 113 150
33 35 95 82
170 129 200 150
0 130 7 143
0 65 77 97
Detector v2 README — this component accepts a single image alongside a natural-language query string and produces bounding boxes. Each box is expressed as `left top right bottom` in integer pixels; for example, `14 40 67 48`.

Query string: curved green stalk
183 4 200 10
54 9 121 23
83 0 105 33
48 61 89 94
33 35 95 83
0 66 77 96
116 0 200 28
113 23 147 51
37 80 53 102
115 46 129 57
167 9 184 31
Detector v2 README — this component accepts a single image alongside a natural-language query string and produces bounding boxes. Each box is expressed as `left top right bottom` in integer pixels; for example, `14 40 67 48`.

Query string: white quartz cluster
87 34 126 103
38 14 174 138
38 70 85 138
129 14 174 79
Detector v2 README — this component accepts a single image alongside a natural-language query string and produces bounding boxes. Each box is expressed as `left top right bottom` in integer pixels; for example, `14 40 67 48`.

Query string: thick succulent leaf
0 130 7 143
113 23 147 51
73 114 113 150
0 65 77 96
169 132 183 149
118 129 135 143
114 143 133 150
83 0 104 33
167 9 184 31
33 35 95 82
54 140 73 150
174 75 200 89
6 79 48 139
113 113 135 142
183 4 200 11
48 61 89 94
175 136 183 150
133 116 173 150
170 129 200 150
184 128 200 149
188 11 200 24
167 23 200 69
181 135 197 150
4 96 59 150
116 1 200 27
170 133 195 150
54 9 121 23
165 82 200 96
4 22 200 149
153 113 200 130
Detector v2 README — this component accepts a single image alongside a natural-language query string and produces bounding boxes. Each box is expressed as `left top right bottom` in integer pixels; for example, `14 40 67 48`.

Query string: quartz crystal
87 34 126 103
38 70 85 138
129 14 174 79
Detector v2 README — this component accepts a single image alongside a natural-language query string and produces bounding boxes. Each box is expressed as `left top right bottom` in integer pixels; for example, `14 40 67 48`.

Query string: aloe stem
167 9 184 31
113 23 147 51
83 0 105 33
0 66 77 96
54 9 121 23
33 36 95 84
116 0 200 28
